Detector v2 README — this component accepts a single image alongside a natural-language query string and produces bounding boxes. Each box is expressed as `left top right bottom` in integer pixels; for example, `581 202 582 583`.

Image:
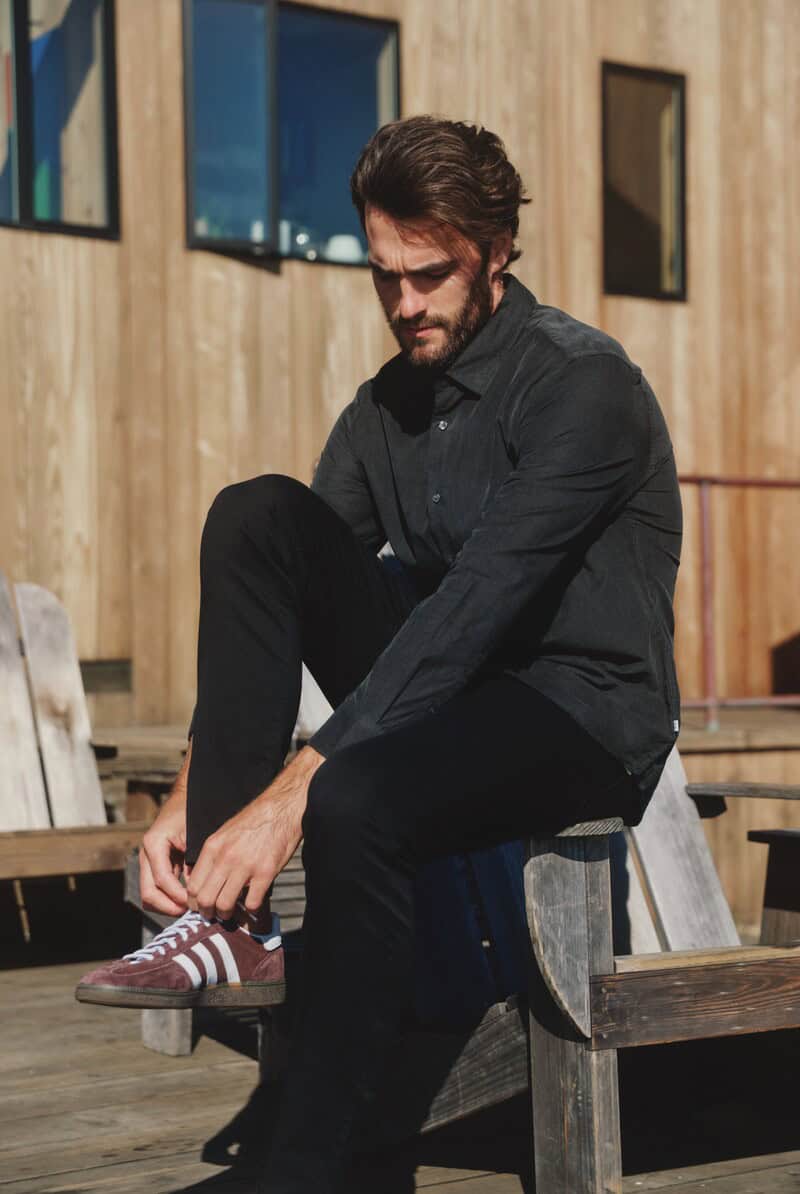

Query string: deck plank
2 961 799 1192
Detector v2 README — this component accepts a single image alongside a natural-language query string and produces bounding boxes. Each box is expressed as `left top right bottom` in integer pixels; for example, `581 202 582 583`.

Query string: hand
186 745 325 922
139 745 191 916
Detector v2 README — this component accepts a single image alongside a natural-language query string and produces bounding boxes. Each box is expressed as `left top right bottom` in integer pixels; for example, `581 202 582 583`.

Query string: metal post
698 481 719 731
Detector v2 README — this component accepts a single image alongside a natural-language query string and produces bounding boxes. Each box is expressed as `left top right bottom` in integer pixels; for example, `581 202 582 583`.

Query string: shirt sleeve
310 386 387 554
308 353 650 758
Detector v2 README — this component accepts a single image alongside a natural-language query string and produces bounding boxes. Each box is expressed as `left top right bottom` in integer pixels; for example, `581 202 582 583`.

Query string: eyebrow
367 258 456 276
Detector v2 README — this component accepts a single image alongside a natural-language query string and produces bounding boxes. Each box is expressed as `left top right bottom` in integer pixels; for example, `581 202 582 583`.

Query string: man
77 115 682 1191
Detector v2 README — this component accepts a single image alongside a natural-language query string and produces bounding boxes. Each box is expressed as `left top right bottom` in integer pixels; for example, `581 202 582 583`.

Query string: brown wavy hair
350 115 530 267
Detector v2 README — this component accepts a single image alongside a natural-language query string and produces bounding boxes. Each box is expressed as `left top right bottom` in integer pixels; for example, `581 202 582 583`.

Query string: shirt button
432 492 441 503
437 419 448 430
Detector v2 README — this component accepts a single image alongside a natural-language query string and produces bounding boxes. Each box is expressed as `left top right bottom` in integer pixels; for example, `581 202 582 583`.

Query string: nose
398 277 426 322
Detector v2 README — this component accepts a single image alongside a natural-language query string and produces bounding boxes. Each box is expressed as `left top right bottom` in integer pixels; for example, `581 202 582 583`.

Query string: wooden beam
687 782 800 802
527 836 622 1193
0 823 149 880
592 950 800 1049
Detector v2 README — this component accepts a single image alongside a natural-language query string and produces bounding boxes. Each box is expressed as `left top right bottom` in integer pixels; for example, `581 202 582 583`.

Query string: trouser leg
262 674 639 1192
185 473 416 865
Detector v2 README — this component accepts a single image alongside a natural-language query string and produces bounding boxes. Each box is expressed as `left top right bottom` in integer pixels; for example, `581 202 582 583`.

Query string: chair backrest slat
0 572 51 831
628 748 740 950
14 583 106 828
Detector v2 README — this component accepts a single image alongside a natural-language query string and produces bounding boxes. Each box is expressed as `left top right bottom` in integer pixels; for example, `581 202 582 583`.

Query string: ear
488 230 513 280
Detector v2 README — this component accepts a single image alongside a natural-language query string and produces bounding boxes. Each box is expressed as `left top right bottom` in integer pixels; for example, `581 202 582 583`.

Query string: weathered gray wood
14 583 106 828
366 999 528 1140
610 830 662 954
629 748 740 950
525 837 592 1036
556 816 624 837
688 782 800 801
592 947 800 1049
527 835 622 1193
0 570 50 832
139 925 193 1057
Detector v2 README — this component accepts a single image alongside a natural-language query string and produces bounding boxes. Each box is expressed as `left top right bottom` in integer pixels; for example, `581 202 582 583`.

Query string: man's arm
310 387 387 552
308 353 650 757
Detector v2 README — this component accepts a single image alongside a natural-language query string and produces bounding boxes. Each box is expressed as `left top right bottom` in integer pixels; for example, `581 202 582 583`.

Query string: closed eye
370 265 454 282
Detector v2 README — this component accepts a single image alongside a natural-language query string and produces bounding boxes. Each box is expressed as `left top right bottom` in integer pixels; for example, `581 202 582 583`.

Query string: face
365 205 509 374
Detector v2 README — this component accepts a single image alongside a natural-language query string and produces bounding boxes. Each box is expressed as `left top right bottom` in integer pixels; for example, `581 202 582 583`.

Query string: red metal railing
678 475 800 730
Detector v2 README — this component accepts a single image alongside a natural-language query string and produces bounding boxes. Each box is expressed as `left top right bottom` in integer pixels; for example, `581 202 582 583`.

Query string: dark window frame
182 0 401 266
0 0 120 240
601 60 687 303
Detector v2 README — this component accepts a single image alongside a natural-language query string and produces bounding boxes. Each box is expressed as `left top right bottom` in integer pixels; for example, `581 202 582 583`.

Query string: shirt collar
439 273 538 397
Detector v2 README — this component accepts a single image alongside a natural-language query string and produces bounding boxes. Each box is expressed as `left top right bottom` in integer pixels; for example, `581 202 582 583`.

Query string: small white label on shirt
673 719 680 733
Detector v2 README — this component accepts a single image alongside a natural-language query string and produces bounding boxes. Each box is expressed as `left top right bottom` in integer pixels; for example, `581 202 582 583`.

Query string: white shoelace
122 910 210 964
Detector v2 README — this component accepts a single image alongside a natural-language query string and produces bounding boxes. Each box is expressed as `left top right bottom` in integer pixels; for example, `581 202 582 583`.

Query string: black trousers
186 474 638 1193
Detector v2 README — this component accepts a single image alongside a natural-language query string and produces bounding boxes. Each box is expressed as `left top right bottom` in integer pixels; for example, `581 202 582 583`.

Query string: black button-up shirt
308 274 682 816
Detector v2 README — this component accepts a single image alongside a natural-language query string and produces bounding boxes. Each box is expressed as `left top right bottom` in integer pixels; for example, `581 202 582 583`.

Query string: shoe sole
75 979 287 1009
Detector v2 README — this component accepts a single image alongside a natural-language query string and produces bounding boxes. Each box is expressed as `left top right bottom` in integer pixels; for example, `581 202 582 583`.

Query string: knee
302 753 392 866
201 474 308 557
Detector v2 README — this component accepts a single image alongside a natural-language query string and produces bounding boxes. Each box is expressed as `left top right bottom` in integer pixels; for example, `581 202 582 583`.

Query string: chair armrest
687 782 800 801
746 829 800 946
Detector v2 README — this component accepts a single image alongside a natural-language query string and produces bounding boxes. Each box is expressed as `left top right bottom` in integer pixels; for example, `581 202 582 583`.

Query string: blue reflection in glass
277 6 397 263
191 0 271 244
0 0 17 221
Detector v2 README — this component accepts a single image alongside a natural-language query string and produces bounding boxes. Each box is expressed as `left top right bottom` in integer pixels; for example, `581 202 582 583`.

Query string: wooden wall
0 0 798 738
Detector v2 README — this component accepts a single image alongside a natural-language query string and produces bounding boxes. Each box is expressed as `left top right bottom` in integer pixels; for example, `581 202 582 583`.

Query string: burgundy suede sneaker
75 910 286 1009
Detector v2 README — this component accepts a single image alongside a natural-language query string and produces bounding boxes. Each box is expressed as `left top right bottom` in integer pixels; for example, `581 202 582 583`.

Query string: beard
387 267 494 376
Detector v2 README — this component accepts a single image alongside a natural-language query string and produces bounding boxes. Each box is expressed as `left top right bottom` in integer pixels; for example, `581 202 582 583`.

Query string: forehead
365 204 477 268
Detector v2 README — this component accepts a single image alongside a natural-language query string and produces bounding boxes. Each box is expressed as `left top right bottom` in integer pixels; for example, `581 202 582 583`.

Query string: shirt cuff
307 707 380 758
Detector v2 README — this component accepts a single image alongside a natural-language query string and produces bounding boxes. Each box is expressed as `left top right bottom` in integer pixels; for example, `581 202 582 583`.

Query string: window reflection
602 63 686 300
188 0 272 247
29 0 110 227
277 5 398 264
0 0 18 221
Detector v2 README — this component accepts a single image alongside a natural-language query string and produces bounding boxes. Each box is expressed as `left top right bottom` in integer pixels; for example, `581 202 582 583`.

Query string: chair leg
139 924 194 1056
526 837 622 1193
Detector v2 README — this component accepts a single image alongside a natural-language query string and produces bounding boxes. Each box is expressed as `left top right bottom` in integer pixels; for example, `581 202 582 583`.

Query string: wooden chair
514 764 800 1193
0 570 148 898
123 662 800 1185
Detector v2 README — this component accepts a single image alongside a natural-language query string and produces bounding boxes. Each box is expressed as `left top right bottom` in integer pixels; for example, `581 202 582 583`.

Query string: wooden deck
2 961 800 1192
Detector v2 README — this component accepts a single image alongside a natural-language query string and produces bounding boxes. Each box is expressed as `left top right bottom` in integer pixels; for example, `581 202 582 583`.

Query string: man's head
350 116 530 374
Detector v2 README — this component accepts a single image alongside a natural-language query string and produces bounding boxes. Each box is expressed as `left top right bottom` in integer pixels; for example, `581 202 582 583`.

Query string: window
184 0 399 264
602 62 686 301
0 0 119 236
184 0 276 251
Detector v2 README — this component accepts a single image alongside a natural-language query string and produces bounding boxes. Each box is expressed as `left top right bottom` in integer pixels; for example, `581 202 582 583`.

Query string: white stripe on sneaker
191 942 219 986
174 953 203 989
209 932 241 985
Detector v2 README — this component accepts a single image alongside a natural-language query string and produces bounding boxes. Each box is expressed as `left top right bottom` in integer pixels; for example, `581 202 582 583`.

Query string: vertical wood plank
526 835 622 1193
0 572 50 832
14 583 106 828
140 924 194 1057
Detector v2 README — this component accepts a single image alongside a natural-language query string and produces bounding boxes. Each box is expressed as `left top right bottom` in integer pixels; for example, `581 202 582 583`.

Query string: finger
140 850 187 917
215 868 251 922
186 864 226 921
144 835 188 908
244 874 272 915
185 840 215 902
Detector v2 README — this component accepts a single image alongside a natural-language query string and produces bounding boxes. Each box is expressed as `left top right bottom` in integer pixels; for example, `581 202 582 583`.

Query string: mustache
392 315 449 332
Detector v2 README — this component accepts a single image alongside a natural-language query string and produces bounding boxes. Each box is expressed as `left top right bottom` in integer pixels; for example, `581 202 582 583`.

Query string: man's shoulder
519 296 640 386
